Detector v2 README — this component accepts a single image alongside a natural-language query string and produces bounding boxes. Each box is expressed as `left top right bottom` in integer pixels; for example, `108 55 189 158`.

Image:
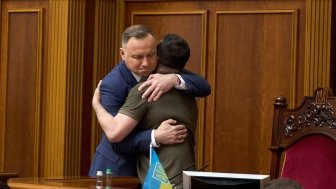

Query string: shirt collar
131 72 141 82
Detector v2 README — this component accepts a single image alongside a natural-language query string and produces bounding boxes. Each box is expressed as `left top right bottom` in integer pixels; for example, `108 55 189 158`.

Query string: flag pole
149 144 152 167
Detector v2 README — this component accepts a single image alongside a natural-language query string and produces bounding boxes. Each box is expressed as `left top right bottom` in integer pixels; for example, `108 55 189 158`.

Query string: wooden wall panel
90 0 119 160
304 0 333 94
213 10 297 174
64 0 86 176
0 3 45 177
0 0 121 177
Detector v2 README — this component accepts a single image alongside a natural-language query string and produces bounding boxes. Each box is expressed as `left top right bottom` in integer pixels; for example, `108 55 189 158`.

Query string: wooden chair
269 87 336 189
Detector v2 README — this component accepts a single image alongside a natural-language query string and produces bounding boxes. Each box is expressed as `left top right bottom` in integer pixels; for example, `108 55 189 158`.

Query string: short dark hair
265 178 303 189
0 181 10 189
157 34 190 70
121 25 154 47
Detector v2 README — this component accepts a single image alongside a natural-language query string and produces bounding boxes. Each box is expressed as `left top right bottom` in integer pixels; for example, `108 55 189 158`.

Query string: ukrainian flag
142 146 172 189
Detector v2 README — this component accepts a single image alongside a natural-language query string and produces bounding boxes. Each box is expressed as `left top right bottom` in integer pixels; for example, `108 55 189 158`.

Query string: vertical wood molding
91 0 118 158
196 11 208 170
45 0 69 176
46 0 86 177
304 0 332 95
64 0 85 176
114 0 124 64
34 9 43 177
0 1 6 170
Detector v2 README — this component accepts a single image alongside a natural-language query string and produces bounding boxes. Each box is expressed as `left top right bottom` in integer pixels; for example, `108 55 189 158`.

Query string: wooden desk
8 176 140 189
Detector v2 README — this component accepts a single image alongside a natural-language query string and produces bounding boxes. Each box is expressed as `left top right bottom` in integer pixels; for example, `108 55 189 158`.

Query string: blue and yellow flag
142 146 172 189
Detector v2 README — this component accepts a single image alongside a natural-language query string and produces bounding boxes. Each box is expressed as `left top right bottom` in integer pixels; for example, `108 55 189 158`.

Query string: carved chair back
269 87 336 189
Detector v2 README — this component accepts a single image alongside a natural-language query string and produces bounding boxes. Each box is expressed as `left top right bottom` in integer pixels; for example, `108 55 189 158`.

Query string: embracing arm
93 81 139 142
178 69 211 97
138 70 211 101
95 93 187 145
93 95 137 142
99 78 152 153
94 81 187 153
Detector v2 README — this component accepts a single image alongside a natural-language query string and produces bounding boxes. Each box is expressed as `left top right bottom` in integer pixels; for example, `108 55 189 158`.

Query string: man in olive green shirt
93 34 200 188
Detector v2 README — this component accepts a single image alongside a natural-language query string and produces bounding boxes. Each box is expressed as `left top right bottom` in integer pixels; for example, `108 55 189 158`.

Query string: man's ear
120 48 126 60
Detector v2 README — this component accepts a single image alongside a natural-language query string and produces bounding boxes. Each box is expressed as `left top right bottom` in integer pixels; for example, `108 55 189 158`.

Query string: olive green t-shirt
119 82 198 188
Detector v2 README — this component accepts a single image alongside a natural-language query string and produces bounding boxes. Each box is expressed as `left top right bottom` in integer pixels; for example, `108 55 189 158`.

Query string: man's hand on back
154 119 188 145
138 73 180 102
92 80 102 111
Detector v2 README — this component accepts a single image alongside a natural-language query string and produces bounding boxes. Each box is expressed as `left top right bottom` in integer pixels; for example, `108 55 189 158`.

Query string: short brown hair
121 25 154 47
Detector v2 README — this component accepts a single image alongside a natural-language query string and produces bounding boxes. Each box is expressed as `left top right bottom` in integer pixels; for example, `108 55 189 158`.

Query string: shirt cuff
151 129 160 147
175 74 187 90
